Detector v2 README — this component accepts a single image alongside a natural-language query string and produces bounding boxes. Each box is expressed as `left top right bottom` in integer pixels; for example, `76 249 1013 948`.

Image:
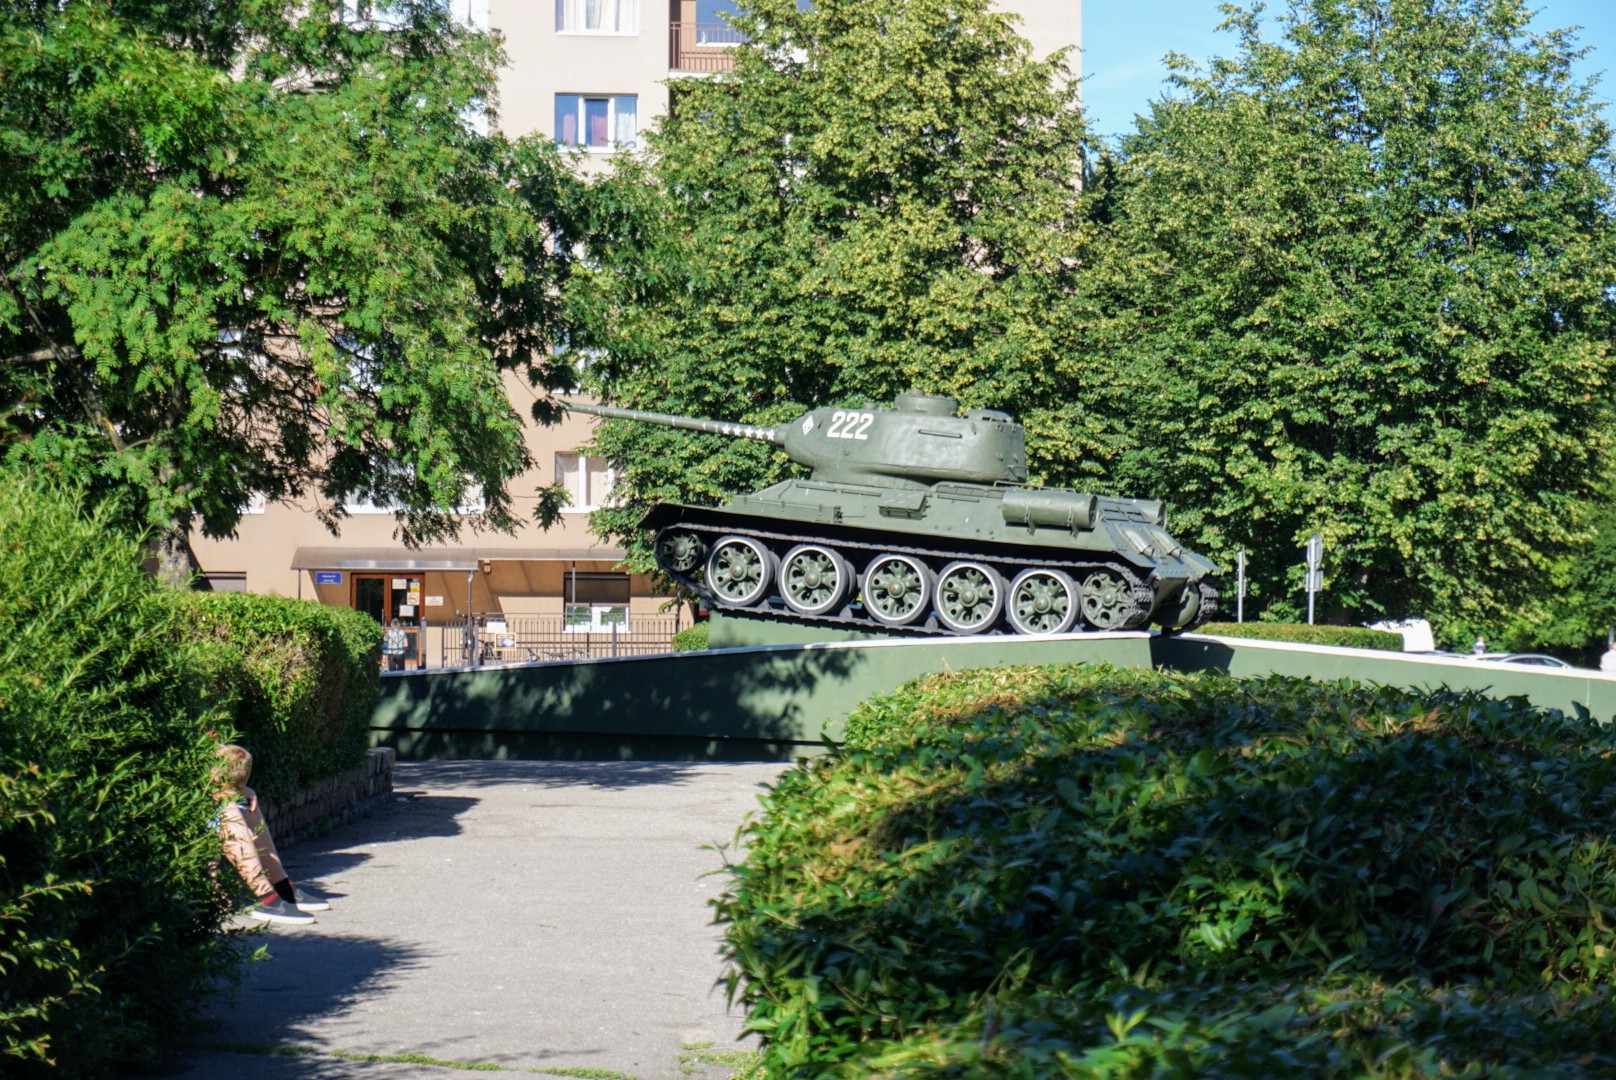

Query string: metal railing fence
669 22 742 72
388 613 683 671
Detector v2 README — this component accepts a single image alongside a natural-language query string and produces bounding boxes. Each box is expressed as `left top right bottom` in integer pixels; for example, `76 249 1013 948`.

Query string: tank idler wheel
655 527 707 575
935 561 1005 635
1007 568 1080 635
706 536 776 608
780 544 853 617
1080 570 1135 631
861 553 933 627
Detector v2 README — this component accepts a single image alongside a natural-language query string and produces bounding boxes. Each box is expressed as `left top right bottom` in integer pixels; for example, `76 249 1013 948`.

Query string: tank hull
645 477 1218 636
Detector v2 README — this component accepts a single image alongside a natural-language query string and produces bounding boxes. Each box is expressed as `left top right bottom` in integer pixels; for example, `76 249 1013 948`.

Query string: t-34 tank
570 392 1219 635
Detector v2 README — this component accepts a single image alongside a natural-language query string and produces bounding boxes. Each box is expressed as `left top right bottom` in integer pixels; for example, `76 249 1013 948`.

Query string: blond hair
216 744 253 789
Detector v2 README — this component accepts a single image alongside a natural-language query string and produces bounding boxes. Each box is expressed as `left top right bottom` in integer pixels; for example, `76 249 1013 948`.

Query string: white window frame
555 451 616 512
555 0 639 34
564 603 630 633
554 94 638 153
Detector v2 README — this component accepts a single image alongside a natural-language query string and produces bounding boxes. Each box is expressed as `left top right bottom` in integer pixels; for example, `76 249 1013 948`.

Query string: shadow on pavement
151 932 428 1077
399 758 780 792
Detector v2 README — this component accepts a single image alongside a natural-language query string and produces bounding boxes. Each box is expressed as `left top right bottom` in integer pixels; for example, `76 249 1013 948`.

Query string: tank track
658 520 1168 636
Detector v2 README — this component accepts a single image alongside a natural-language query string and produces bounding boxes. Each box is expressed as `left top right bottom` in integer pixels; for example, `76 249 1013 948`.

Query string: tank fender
1001 488 1099 533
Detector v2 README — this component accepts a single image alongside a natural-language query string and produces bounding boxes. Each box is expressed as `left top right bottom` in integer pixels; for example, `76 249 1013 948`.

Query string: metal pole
465 569 475 666
1236 550 1246 623
1305 533 1323 626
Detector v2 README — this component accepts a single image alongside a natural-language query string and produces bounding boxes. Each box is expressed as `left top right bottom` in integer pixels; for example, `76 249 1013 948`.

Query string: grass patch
677 1040 760 1077
206 1042 636 1077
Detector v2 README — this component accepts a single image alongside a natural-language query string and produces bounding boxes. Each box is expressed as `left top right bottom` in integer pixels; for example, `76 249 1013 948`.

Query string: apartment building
189 0 1081 664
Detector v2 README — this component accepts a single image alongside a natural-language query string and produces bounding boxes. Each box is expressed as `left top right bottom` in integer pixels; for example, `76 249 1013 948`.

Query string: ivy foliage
0 469 229 1076
569 0 1088 569
0 0 585 574
719 664 1616 1075
1073 0 1616 633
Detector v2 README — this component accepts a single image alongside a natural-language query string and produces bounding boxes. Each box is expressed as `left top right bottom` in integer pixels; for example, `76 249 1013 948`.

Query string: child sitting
215 744 331 925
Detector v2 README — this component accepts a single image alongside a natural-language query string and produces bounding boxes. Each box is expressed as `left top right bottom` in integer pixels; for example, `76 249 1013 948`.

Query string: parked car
1476 652 1575 670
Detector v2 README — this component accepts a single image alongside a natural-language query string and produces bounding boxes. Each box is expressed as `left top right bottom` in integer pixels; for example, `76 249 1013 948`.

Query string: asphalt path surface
155 759 793 1080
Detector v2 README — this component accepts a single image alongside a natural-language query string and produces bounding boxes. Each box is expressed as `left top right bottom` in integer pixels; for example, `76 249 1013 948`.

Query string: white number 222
826 411 874 440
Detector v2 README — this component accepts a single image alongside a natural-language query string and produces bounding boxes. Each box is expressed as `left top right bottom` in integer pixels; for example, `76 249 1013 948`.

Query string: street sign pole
1236 549 1246 623
1305 533 1323 625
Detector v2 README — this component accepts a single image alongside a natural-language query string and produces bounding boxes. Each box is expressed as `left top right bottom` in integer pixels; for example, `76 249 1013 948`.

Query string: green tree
1072 0 1616 638
569 0 1089 567
1493 471 1616 661
0 0 582 584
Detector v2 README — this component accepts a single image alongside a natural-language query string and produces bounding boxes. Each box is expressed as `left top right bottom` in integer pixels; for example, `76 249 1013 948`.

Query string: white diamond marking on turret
802 416 814 434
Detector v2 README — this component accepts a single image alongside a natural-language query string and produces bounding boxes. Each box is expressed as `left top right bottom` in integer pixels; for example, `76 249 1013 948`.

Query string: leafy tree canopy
568 0 1089 568
0 0 583 581
1072 0 1616 638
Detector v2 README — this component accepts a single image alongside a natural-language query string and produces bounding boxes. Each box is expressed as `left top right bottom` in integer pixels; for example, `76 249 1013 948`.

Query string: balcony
669 21 743 73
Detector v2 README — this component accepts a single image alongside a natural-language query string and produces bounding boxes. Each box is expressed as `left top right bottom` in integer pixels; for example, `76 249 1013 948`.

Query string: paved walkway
159 760 792 1080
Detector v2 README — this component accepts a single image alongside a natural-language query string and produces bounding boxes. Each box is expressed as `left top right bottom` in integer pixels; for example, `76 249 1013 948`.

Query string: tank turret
569 394 1218 636
570 392 1025 487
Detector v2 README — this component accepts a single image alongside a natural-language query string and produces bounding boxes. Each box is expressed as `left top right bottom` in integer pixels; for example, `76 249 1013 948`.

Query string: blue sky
1081 0 1616 143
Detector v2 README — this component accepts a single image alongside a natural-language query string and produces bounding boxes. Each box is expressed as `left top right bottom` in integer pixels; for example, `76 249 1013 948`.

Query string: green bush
672 620 710 652
719 665 1616 1076
171 592 381 805
0 472 230 1077
1198 620 1404 651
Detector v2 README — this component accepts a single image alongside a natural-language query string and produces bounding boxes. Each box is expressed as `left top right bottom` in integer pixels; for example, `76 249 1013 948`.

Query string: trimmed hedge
673 620 710 652
172 592 381 805
1198 620 1403 651
0 473 230 1077
719 664 1616 1076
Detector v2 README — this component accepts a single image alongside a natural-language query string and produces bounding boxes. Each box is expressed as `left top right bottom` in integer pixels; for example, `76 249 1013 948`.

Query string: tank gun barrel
567 402 782 445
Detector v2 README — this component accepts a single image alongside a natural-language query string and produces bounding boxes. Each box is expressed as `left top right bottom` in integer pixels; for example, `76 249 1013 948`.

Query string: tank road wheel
654 527 707 575
780 544 853 617
1080 570 1135 631
1007 568 1080 635
706 536 776 608
1158 581 1203 632
935 561 1004 635
861 553 933 627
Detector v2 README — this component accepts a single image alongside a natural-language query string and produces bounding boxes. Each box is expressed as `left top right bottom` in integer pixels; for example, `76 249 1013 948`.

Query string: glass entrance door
353 574 424 668
354 576 387 624
352 574 424 625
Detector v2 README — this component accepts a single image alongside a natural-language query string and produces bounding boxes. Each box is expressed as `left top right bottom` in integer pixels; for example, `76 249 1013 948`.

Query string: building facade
189 0 1081 664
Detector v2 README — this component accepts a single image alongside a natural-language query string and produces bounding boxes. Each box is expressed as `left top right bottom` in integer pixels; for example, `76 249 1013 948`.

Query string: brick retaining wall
262 746 395 849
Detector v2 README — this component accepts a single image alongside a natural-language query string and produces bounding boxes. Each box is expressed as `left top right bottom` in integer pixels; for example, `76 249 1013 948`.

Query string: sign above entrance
315 571 343 585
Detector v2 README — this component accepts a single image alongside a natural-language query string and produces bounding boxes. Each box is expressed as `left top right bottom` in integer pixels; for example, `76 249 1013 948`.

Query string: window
563 571 631 633
565 604 629 632
450 0 490 29
555 451 615 510
564 571 631 604
555 94 637 151
552 337 605 393
205 571 248 593
340 1 412 29
555 0 638 33
338 480 485 516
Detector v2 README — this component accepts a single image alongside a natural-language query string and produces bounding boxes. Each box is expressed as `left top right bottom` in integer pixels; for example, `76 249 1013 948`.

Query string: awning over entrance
290 546 629 572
